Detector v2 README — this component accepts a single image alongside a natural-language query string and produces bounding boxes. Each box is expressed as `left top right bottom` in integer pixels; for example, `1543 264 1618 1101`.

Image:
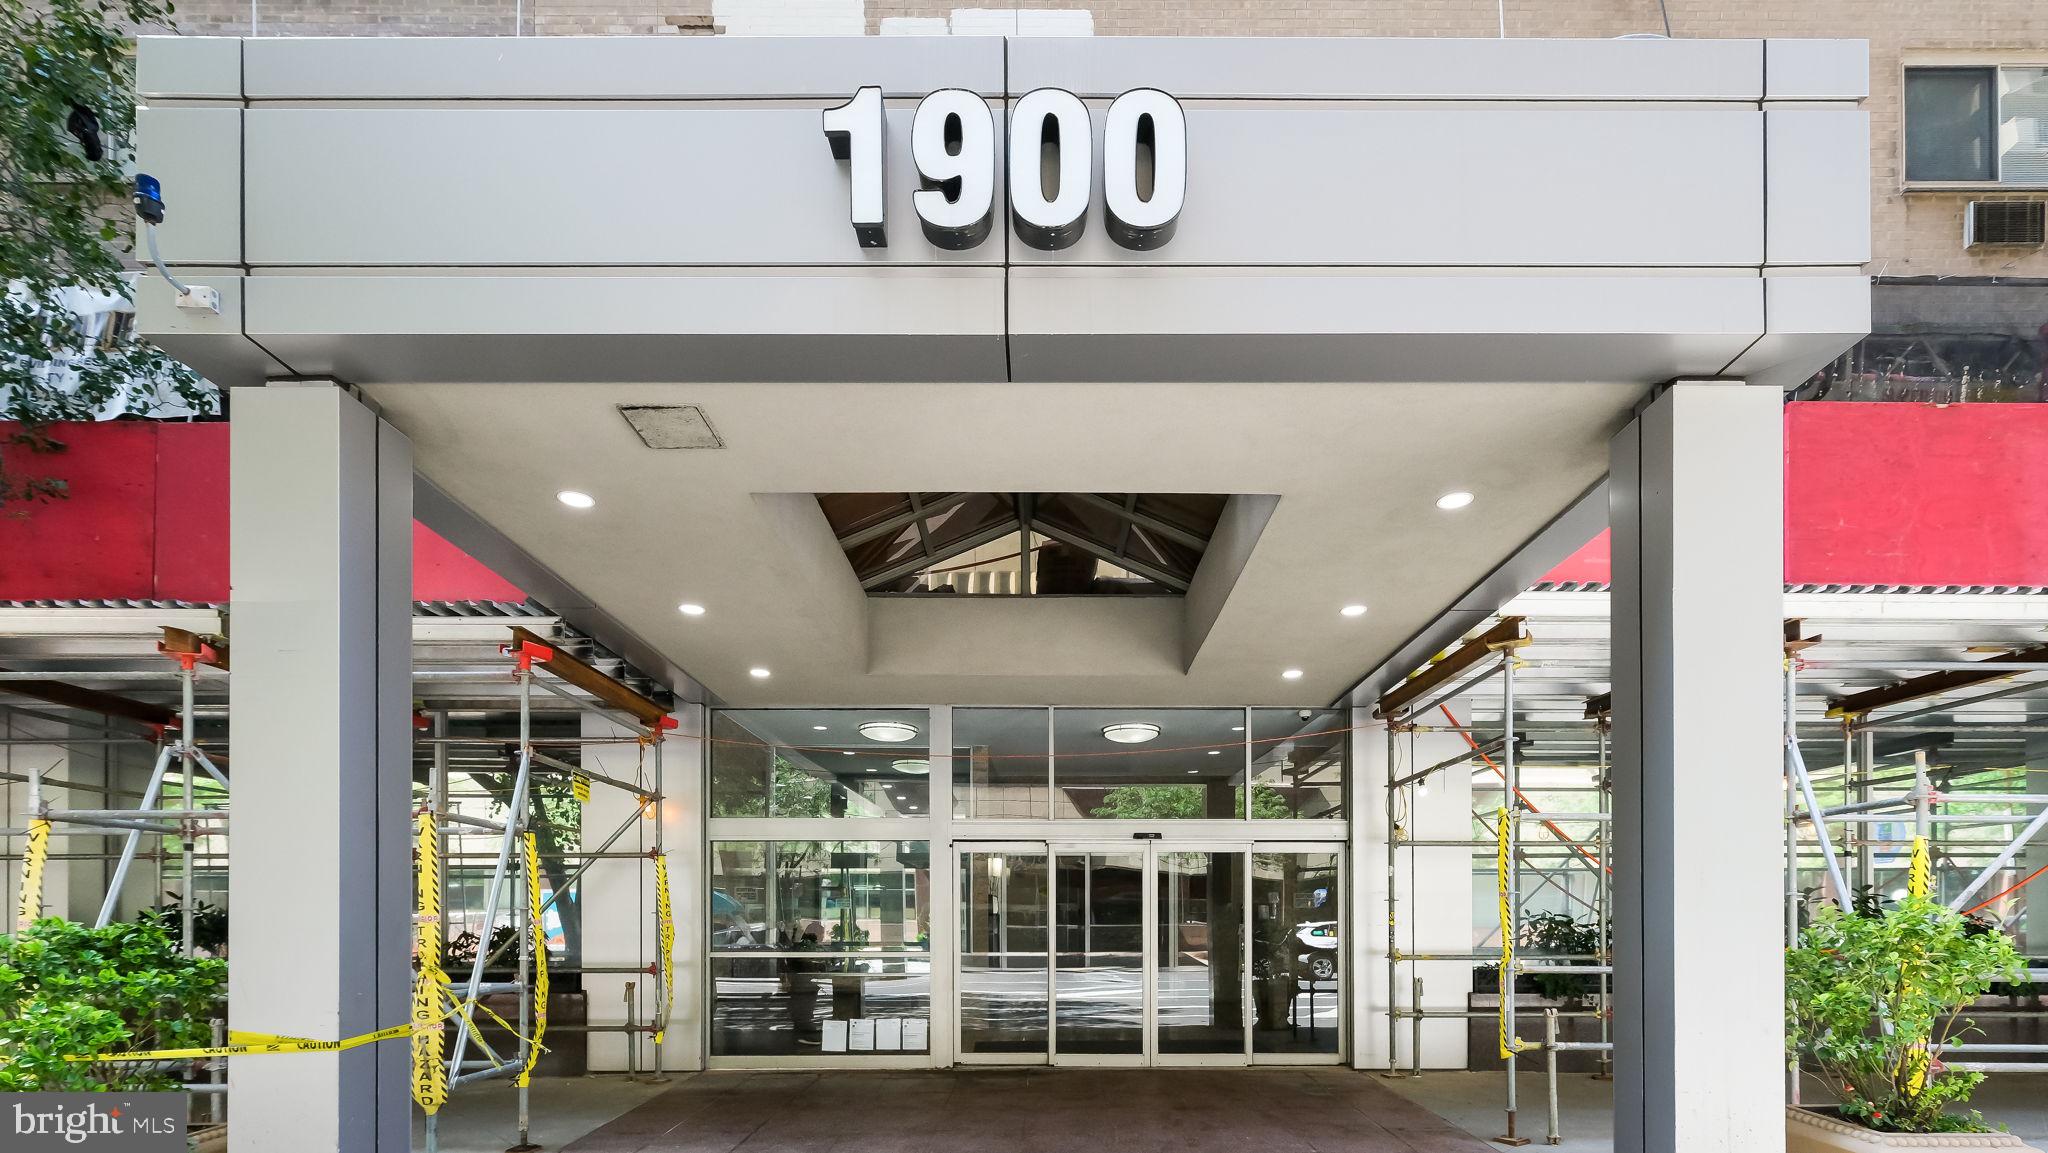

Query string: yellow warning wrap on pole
517 832 548 1087
16 818 49 931
1495 806 1529 1060
412 810 450 1115
1903 834 1932 1097
653 852 675 1044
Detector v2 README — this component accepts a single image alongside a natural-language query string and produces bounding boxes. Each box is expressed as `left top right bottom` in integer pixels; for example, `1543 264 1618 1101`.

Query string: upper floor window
1905 65 2048 186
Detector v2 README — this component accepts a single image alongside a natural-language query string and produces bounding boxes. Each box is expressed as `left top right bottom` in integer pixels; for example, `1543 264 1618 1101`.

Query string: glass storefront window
711 709 930 817
1052 708 1246 818
710 841 931 952
953 707 1050 819
711 957 932 1057
710 840 934 1057
1249 709 1348 819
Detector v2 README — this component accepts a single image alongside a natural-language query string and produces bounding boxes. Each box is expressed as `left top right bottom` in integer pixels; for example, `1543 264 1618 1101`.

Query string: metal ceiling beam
1374 616 1528 720
0 667 179 730
834 492 972 550
860 517 1023 591
1827 642 2048 719
1028 519 1192 592
1066 491 1211 554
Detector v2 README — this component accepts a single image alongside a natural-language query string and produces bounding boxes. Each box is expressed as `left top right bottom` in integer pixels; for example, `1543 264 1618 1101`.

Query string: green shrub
0 918 226 1091
1785 894 2024 1133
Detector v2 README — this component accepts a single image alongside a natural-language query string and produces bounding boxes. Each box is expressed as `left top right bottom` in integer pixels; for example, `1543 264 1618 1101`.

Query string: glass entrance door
957 842 1340 1066
1052 847 1148 1062
959 845 1051 1062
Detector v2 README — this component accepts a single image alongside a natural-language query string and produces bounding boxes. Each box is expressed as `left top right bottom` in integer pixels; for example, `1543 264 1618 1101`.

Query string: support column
1610 382 1784 1153
229 381 412 1153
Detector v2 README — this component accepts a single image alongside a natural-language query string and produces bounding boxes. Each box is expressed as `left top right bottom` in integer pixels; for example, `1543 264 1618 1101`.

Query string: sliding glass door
959 842 1338 1066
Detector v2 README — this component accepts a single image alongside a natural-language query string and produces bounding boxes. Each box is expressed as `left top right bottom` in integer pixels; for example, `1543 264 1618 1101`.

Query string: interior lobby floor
555 1068 1496 1153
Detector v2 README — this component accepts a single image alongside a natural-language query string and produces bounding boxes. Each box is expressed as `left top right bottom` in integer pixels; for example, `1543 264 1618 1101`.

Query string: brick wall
168 0 2048 278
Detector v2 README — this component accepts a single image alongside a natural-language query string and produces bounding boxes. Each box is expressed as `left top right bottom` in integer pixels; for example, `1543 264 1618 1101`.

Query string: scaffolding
419 625 677 1152
1378 592 2048 1146
1 605 677 1148
1376 617 1613 1147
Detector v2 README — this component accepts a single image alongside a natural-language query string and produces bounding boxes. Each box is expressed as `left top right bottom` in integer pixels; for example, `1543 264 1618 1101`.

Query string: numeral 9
823 86 1186 252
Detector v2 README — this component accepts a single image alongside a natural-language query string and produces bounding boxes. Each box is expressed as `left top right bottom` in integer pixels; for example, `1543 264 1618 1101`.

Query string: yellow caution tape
517 832 548 1088
16 818 49 931
571 777 590 805
413 810 450 1115
72 1021 419 1062
1496 806 1532 1060
1902 834 1933 1097
653 852 675 1045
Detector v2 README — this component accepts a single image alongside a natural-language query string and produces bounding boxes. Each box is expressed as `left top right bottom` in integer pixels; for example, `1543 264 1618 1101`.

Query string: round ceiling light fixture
748 667 771 679
892 758 931 775
858 720 920 743
1435 491 1475 511
1340 604 1368 618
678 602 706 616
556 490 596 509
1101 722 1162 745
1281 668 1305 681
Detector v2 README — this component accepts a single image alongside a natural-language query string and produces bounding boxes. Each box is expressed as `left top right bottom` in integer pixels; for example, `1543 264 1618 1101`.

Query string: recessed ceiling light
1186 769 1199 775
748 667 771 679
865 767 878 773
892 759 931 775
1207 749 1222 756
1435 491 1475 511
842 751 855 756
1230 726 1245 733
813 725 828 731
859 720 920 743
1102 722 1161 745
556 490 596 509
907 805 920 811
1341 604 1368 618
1281 668 1305 681
678 603 706 617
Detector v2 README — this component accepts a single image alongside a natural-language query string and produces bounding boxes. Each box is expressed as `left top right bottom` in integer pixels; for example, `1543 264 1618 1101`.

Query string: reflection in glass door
1053 849 1147 1061
958 847 1050 1061
957 843 1343 1066
1251 849 1344 1059
1155 850 1248 1060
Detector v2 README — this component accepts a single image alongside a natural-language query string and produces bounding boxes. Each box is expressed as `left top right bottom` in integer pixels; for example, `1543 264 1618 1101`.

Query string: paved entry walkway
563 1068 1495 1153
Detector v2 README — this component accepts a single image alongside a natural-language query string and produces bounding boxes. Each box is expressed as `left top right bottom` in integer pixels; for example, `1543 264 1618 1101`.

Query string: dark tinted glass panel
710 709 930 817
954 707 1050 818
1906 68 1995 181
1053 708 1246 818
1250 709 1348 819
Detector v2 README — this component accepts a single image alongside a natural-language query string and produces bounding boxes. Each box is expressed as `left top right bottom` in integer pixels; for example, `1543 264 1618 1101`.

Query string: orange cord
1439 702 1609 874
1964 862 2048 916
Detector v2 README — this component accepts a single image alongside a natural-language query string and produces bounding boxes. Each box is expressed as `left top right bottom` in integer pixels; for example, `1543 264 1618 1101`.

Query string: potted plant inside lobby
1784 878 2036 1150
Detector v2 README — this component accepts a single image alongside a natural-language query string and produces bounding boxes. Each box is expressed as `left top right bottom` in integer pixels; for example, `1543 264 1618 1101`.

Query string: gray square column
1609 382 1785 1153
229 381 412 1153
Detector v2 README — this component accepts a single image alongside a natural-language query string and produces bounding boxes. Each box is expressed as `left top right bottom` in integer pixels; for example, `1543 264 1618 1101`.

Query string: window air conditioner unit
1963 200 2047 249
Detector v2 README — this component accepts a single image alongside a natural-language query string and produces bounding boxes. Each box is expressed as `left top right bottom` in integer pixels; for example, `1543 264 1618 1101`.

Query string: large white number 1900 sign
822 86 1186 252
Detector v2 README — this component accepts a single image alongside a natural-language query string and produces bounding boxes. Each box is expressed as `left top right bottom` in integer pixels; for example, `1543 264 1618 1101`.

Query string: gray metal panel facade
135 34 1872 386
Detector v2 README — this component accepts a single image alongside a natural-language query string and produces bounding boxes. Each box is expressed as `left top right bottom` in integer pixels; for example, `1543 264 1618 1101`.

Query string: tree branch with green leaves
2 0 214 503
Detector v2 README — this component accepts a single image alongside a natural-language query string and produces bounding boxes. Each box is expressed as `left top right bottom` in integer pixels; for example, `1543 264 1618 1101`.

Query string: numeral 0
823 86 1186 252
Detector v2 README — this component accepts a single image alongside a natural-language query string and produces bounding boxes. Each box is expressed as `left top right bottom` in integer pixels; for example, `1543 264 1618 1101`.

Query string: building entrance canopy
138 34 1868 389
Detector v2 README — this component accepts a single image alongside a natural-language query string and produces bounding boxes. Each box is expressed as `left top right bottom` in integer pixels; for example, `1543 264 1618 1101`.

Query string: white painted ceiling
366 380 1642 706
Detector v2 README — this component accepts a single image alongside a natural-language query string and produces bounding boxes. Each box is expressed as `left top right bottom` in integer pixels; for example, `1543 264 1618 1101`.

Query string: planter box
1788 1107 2044 1151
